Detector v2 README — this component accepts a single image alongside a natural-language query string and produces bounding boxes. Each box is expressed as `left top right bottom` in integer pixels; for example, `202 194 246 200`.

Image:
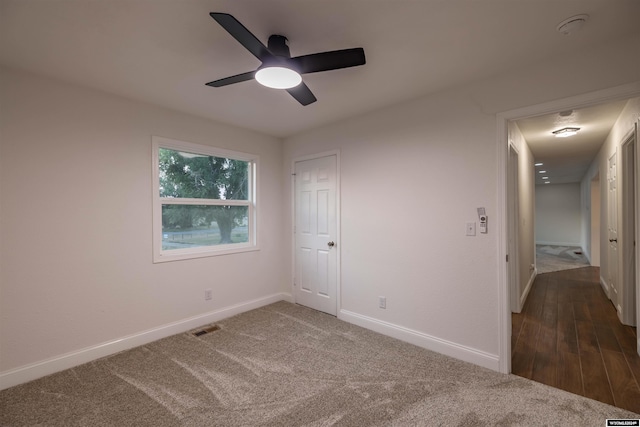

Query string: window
152 136 258 262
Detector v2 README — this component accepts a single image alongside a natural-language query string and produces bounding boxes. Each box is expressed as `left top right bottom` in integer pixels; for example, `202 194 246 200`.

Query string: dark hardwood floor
512 266 640 414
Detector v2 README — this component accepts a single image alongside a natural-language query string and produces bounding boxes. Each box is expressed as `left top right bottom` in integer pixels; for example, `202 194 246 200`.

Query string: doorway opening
497 82 640 375
499 83 640 411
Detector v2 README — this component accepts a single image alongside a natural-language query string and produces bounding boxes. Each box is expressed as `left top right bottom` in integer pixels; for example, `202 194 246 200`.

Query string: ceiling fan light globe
255 67 302 89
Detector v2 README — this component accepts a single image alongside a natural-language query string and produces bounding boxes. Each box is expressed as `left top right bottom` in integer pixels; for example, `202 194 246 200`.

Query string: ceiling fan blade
205 71 256 87
210 13 273 62
290 48 365 74
286 82 317 106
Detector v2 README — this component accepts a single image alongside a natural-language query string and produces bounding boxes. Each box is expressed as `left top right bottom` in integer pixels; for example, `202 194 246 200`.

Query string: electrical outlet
379 296 386 309
204 289 212 301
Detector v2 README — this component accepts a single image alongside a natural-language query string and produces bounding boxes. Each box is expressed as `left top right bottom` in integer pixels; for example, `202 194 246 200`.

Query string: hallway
512 267 640 414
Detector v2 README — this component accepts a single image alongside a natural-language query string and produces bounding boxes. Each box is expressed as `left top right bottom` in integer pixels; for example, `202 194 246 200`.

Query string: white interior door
294 155 338 316
608 151 620 314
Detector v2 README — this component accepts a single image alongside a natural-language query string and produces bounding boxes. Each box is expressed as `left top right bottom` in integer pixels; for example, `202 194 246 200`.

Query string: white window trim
152 136 258 263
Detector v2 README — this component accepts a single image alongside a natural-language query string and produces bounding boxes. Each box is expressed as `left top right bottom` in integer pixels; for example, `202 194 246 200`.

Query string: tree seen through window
159 148 249 247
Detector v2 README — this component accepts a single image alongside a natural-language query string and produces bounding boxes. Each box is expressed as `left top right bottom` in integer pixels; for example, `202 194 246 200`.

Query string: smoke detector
557 14 589 35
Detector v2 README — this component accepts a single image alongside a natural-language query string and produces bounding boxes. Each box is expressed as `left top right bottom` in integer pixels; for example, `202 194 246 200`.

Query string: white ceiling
2 0 639 139
2 1 638 186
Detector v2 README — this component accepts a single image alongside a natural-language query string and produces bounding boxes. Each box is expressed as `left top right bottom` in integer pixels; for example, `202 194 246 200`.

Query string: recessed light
544 181 551 184
538 170 547 173
535 163 543 166
553 127 580 138
542 176 549 180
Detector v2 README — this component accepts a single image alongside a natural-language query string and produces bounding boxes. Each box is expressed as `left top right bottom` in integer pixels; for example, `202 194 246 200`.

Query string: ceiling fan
206 13 366 106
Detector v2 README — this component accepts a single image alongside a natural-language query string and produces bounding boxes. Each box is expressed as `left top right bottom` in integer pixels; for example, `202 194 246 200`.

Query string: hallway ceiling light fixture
535 162 543 166
552 127 580 138
556 14 589 35
538 170 547 173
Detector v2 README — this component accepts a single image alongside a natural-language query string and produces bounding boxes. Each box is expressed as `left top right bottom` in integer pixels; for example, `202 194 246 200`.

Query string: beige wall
508 122 536 311
283 34 640 369
2 31 640 386
0 68 287 379
536 183 582 246
285 88 501 364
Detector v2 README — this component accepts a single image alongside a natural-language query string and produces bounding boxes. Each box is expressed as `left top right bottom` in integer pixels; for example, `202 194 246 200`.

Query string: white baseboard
535 241 582 247
338 309 499 371
0 292 293 391
600 276 610 297
519 269 537 312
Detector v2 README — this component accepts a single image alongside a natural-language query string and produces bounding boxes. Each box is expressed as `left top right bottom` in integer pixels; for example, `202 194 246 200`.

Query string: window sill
153 245 260 263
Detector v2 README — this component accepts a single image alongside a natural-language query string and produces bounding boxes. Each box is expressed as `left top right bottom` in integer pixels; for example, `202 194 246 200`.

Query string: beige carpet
1 301 638 426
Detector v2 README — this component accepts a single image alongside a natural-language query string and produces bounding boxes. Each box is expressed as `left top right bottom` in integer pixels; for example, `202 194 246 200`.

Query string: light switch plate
466 222 476 236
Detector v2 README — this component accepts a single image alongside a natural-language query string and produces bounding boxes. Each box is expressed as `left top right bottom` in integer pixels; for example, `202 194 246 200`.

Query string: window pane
159 148 249 200
161 205 249 250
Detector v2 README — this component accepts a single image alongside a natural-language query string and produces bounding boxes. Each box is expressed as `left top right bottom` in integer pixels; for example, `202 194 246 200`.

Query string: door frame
507 143 521 313
607 150 620 310
621 127 637 326
291 149 341 315
496 81 640 374
590 173 601 267
636 119 640 352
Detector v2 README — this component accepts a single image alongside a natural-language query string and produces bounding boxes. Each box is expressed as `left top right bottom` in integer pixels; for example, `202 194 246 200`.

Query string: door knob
327 241 335 248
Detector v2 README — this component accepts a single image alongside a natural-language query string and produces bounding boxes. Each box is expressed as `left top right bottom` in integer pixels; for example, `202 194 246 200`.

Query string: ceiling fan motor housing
267 35 291 58
261 35 299 72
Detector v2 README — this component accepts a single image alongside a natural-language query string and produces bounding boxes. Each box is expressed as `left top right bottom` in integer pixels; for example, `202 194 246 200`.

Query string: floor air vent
192 325 220 337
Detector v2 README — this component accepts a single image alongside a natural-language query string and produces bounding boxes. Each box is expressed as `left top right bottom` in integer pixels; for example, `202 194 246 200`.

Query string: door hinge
506 254 509 262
